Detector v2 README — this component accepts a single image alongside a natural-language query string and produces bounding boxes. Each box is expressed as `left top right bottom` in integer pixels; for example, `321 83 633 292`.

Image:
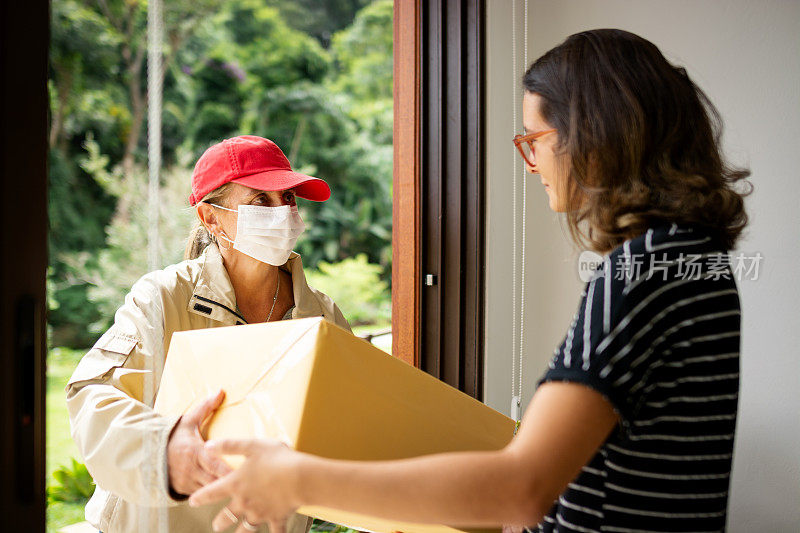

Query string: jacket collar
187 243 323 324
188 243 244 324
284 252 324 319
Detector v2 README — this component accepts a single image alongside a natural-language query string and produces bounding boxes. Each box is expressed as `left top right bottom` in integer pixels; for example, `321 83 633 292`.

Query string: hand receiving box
154 317 516 533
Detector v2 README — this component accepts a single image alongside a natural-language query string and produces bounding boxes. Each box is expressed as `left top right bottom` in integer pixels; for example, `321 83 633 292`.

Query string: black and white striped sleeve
539 254 661 427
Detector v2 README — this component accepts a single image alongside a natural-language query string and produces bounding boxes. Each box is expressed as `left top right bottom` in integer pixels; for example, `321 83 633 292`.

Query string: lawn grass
47 347 83 478
47 501 87 533
46 347 89 532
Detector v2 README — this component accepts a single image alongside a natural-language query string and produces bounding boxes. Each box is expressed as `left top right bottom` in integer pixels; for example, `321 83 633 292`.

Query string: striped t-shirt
531 223 741 533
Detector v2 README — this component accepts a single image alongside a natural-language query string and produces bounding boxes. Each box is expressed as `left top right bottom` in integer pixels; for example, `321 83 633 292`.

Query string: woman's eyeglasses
512 129 557 167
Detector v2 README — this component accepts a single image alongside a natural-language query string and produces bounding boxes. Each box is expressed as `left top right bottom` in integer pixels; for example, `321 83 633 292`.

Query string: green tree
329 0 393 104
182 1 331 156
89 0 219 219
48 145 116 346
316 0 394 272
49 0 122 154
48 0 220 345
61 139 196 332
305 254 390 325
48 0 394 344
264 0 372 47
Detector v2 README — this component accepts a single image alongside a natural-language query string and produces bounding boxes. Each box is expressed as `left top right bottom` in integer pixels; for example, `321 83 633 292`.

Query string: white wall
483 2 800 531
483 0 585 424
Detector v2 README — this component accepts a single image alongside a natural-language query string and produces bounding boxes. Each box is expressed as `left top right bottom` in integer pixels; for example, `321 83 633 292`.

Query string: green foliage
48 147 114 254
47 501 86 533
46 347 84 481
311 519 360 533
49 0 124 154
189 99 244 151
49 0 394 346
48 458 95 504
265 0 372 47
64 143 197 329
330 0 393 104
305 254 390 326
226 1 331 86
48 146 116 347
47 346 90 531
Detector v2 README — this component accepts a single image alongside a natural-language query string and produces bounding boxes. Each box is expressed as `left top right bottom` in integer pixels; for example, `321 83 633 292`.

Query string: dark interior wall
0 0 49 527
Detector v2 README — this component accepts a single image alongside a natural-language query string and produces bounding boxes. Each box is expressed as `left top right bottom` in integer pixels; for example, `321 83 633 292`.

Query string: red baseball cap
189 135 330 205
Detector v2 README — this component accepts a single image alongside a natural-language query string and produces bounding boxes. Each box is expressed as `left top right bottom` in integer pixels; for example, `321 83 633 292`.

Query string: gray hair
183 183 235 260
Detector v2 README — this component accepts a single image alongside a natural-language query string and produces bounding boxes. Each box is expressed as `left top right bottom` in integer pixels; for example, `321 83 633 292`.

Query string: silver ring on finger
242 517 259 531
223 506 239 524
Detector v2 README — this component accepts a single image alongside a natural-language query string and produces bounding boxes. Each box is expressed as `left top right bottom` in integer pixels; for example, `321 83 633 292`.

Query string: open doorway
45 1 393 530
5 0 488 529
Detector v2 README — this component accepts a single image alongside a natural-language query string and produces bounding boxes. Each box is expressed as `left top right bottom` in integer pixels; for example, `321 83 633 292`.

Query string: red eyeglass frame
512 128 557 167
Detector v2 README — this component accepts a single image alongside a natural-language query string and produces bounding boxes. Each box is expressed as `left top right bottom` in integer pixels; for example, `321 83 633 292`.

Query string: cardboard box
155 317 516 533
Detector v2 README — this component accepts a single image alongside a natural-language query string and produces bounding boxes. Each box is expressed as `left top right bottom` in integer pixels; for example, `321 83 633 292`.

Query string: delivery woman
190 29 751 533
66 135 350 532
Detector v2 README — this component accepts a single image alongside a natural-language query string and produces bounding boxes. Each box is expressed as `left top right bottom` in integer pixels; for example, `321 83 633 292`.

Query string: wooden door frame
392 0 486 400
391 0 422 368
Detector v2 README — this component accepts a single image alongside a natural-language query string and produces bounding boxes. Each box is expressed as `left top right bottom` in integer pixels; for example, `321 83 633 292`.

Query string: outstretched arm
190 381 618 532
67 274 230 505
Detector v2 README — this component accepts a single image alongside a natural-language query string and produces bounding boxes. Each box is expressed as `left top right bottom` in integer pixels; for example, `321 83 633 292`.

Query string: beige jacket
66 244 351 533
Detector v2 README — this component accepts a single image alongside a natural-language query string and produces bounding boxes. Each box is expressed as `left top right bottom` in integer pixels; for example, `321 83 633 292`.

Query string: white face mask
209 203 305 266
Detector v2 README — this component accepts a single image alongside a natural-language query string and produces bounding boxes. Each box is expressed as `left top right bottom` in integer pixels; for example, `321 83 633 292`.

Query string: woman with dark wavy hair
521 29 749 253
189 29 751 533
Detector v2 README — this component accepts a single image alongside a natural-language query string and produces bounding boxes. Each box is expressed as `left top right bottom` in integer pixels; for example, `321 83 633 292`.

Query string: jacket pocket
67 330 140 387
